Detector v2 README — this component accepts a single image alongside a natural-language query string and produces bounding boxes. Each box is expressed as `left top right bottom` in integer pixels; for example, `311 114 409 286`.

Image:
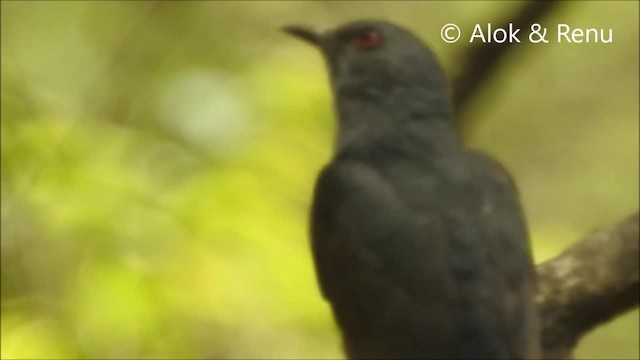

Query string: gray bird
283 20 541 359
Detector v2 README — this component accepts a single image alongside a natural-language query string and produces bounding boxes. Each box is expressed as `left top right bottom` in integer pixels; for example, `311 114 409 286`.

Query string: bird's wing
311 160 452 303
311 155 539 358
466 150 540 359
310 160 459 357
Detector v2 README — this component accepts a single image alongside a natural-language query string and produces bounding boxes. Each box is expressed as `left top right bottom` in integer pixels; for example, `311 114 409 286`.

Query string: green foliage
1 1 638 359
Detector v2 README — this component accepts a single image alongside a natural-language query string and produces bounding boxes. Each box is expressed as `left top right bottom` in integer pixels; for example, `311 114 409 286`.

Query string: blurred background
1 1 638 359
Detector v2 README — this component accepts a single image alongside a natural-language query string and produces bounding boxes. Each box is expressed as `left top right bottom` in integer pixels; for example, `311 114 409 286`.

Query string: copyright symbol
441 23 461 43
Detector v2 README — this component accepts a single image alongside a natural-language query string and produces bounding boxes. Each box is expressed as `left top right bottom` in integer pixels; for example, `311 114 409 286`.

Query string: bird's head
283 20 456 152
283 20 450 100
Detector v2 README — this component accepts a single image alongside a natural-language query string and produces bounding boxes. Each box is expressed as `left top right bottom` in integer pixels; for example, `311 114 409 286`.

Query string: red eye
353 31 383 50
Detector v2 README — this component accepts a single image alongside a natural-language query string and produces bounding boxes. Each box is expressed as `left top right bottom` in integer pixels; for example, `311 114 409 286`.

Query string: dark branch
536 212 640 359
453 1 560 122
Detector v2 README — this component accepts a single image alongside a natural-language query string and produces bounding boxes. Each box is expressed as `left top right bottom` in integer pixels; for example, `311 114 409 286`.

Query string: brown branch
536 212 640 359
453 1 561 123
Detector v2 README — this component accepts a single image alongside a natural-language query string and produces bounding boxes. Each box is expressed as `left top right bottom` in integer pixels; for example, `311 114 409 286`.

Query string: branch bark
536 212 640 359
448 3 638 356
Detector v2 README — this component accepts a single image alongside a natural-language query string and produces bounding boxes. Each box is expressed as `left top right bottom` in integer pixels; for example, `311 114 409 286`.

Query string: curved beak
282 25 323 47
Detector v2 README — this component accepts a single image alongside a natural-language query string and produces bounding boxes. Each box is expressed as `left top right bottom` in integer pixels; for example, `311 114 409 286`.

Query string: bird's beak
282 25 323 47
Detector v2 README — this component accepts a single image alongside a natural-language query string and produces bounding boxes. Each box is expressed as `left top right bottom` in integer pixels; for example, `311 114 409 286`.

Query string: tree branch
453 1 561 123
536 212 640 359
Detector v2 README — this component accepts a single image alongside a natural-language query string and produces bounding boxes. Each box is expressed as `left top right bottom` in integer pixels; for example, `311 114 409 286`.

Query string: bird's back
311 147 539 359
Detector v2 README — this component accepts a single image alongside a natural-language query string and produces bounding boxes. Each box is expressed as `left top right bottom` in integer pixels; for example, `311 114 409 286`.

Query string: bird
283 20 541 359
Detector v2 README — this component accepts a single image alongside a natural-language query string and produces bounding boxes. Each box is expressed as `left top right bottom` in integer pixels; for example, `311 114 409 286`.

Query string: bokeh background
1 1 638 359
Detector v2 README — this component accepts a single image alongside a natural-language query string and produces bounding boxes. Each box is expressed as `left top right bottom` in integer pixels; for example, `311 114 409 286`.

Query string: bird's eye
353 31 383 50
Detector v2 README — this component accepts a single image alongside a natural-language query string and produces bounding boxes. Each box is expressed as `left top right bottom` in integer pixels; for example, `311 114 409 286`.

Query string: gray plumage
284 20 540 359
